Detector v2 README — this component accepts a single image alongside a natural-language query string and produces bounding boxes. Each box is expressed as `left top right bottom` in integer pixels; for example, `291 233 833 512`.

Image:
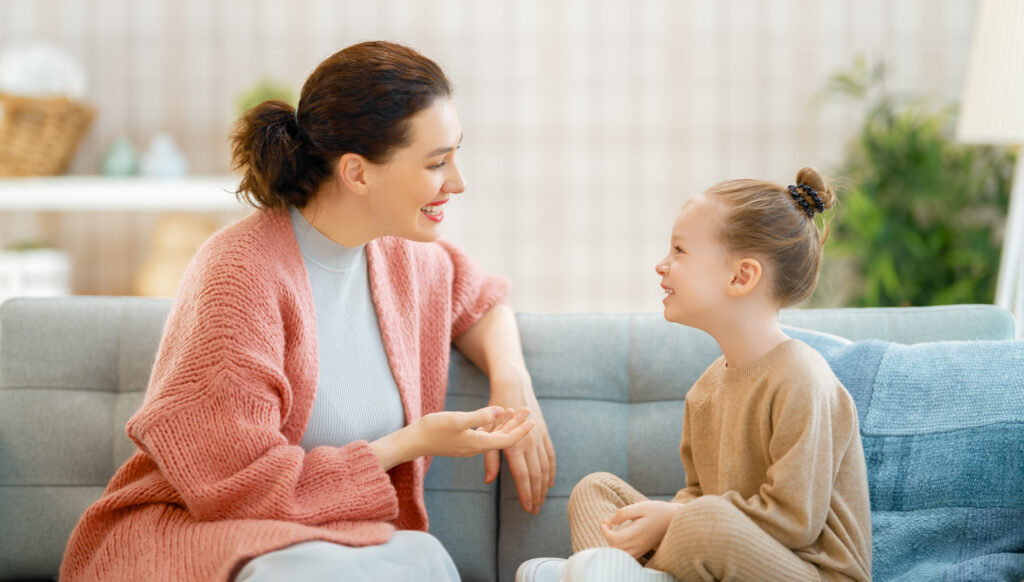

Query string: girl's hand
600 501 680 559
485 372 557 515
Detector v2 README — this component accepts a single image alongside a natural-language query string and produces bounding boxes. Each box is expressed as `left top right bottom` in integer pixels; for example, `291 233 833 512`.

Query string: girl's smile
661 283 675 304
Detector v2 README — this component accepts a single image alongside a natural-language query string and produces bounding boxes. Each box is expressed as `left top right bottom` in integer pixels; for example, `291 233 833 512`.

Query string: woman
59 41 556 582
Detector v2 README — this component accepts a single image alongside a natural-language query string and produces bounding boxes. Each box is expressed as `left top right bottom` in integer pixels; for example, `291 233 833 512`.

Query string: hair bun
231 100 312 209
794 167 836 211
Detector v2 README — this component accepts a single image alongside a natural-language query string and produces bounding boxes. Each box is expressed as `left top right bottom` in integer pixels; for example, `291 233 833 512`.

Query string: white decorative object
139 133 189 178
958 0 1024 338
0 248 71 305
0 43 87 98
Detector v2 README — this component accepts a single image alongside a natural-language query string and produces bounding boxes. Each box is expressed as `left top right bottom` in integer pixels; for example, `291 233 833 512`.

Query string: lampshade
957 0 1024 144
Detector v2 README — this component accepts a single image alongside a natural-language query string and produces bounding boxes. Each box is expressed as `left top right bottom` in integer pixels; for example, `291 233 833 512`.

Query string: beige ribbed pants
567 472 822 582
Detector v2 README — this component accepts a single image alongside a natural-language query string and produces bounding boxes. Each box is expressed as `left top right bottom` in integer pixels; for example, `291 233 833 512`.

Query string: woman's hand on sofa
485 370 557 515
600 501 680 559
370 406 534 471
450 303 557 515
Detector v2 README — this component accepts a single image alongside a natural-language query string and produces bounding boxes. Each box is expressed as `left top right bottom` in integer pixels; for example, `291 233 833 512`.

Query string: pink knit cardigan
59 209 508 581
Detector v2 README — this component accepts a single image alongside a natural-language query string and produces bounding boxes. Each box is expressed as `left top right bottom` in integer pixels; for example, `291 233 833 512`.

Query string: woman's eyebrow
426 133 464 158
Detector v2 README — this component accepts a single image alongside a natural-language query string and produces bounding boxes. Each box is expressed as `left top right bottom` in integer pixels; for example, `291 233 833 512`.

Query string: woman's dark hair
231 41 452 209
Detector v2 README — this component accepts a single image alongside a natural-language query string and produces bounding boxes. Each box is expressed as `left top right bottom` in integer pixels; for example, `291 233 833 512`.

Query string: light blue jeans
234 531 460 582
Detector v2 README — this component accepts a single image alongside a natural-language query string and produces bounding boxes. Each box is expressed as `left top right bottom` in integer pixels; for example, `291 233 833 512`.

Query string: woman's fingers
543 432 557 487
501 419 536 445
531 430 553 504
483 449 500 484
469 419 535 450
457 406 514 431
504 441 534 513
491 407 530 433
525 445 543 514
456 406 501 431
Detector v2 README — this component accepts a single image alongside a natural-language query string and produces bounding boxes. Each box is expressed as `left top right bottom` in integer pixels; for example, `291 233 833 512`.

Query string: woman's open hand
600 500 680 559
413 406 535 458
370 406 535 471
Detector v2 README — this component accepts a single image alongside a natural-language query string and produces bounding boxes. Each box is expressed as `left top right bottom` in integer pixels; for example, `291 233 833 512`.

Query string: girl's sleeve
125 264 400 525
672 401 703 504
720 380 857 549
435 239 510 338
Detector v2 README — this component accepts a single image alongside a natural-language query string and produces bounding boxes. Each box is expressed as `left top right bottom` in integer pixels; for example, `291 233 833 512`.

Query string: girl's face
655 195 736 328
364 98 465 242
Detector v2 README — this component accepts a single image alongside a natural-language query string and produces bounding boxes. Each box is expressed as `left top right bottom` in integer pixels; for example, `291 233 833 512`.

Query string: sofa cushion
786 328 1024 582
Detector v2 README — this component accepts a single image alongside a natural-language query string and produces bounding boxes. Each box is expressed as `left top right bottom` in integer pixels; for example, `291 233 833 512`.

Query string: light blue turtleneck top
289 206 406 451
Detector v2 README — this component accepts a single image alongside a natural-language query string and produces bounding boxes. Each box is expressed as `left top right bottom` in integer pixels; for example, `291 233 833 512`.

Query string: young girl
564 168 871 582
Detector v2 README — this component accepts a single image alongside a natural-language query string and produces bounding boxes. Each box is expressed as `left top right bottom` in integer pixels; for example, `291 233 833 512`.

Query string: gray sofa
1 297 1022 582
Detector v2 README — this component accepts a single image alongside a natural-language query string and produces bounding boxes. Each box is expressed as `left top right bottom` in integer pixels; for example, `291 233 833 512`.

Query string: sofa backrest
0 297 166 581
0 298 1016 582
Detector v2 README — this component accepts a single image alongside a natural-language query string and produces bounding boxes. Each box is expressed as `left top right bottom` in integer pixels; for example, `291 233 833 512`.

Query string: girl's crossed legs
567 472 821 582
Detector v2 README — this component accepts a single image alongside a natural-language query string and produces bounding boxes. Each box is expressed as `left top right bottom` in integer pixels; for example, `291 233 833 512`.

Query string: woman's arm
452 303 557 515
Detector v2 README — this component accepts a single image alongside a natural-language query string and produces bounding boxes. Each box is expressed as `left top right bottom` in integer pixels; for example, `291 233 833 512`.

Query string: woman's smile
421 199 448 222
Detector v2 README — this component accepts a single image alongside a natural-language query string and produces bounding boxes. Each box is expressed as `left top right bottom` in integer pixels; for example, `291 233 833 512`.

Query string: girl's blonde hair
704 167 837 307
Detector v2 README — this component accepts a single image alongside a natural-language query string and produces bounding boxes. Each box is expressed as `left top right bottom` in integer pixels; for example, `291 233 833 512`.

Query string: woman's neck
299 184 382 248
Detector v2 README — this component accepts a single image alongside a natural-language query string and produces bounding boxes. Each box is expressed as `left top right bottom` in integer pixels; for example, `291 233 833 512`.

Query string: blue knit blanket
784 327 1024 582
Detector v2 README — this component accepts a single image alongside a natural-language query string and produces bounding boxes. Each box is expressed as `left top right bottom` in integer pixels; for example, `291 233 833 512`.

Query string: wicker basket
0 92 95 176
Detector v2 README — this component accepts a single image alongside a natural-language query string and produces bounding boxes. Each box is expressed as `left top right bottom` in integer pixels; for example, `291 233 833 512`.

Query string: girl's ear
727 257 763 297
337 153 370 196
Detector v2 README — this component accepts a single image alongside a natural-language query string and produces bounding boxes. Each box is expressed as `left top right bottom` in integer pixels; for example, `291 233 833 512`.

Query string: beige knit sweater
674 339 872 582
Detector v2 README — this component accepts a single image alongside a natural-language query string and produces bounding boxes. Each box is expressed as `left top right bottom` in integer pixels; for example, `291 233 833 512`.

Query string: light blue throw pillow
784 327 1024 582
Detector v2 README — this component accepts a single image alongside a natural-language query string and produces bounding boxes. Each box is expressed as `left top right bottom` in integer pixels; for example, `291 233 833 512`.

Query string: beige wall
0 0 978 311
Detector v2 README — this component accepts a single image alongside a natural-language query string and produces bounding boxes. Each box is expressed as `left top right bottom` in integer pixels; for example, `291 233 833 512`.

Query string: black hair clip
799 183 825 214
789 184 824 218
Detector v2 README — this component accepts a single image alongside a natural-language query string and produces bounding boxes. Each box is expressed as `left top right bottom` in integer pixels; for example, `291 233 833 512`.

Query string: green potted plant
815 57 1015 307
235 78 297 116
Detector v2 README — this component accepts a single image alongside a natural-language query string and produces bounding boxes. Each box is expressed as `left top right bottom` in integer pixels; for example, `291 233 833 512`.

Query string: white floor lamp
958 0 1024 338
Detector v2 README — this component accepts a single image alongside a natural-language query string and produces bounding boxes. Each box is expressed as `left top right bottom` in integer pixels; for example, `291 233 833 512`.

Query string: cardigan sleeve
126 253 400 526
131 371 400 524
435 238 510 338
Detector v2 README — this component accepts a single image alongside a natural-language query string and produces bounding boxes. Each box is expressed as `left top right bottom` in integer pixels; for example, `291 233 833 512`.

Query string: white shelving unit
0 176 247 212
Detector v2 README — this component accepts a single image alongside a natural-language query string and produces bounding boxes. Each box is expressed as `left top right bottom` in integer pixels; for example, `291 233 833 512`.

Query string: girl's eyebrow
426 133 464 158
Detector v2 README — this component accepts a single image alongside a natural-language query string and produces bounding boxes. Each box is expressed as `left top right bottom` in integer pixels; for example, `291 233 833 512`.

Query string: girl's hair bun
795 167 836 212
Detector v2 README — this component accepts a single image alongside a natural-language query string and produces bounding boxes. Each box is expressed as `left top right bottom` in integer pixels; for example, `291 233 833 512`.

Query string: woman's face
364 98 465 242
